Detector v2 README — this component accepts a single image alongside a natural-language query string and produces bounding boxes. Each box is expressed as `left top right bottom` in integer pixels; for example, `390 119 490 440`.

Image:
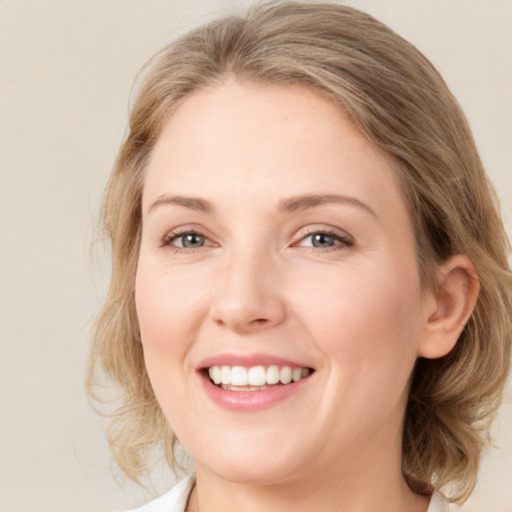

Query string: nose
209 248 287 334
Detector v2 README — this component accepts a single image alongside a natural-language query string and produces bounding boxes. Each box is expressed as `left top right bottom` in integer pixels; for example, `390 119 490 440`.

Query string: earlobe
418 255 480 359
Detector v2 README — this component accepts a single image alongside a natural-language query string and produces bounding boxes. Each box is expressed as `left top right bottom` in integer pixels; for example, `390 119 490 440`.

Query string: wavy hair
87 2 512 503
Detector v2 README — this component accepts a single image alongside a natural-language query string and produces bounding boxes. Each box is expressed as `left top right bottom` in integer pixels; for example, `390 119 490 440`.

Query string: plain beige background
0 1 511 511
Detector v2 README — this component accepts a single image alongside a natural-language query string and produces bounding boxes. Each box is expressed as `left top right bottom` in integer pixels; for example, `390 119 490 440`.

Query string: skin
135 80 478 512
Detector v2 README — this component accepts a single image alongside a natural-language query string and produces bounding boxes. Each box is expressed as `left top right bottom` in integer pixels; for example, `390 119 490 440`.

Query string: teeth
248 366 266 386
221 384 270 392
231 366 248 386
208 365 311 388
267 365 280 385
210 366 222 385
280 366 292 384
221 365 231 385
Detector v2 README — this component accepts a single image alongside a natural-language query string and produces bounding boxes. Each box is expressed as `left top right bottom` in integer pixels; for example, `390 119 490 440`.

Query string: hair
87 1 512 504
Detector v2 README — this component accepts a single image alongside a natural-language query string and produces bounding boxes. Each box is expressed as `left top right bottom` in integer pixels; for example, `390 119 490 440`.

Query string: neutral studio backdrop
0 1 511 511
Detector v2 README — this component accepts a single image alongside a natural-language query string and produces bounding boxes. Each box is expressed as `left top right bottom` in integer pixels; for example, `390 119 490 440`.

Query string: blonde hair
87 2 512 503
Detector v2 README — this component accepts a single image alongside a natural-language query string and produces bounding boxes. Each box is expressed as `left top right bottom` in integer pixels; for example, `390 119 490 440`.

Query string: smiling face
135 81 431 487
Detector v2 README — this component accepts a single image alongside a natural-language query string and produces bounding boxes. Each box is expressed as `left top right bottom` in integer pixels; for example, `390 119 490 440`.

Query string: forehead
143 81 409 227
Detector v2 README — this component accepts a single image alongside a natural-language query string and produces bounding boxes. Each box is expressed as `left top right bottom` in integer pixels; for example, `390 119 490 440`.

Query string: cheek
134 264 211 426
135 264 209 359
292 261 422 381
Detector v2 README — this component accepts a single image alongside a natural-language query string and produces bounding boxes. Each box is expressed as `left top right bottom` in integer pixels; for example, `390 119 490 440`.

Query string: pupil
183 234 204 248
312 233 335 247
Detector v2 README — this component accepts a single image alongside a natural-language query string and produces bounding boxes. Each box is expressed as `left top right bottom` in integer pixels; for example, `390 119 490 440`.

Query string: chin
191 437 310 486
202 461 303 487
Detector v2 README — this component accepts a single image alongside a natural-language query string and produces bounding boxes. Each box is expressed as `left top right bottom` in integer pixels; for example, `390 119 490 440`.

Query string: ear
418 255 479 359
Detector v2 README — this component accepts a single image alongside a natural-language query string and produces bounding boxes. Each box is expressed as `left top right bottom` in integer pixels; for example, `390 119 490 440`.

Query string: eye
298 230 353 250
163 230 209 250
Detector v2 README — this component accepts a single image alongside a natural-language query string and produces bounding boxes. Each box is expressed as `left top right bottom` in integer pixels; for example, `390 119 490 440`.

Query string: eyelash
297 229 354 251
161 229 208 252
161 228 354 253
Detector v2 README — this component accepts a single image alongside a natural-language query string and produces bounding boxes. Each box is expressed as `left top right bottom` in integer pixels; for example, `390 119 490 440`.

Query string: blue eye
165 231 207 249
299 231 353 249
309 233 337 248
178 233 205 248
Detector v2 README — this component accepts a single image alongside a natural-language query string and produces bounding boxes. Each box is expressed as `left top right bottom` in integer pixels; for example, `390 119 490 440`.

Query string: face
136 81 431 486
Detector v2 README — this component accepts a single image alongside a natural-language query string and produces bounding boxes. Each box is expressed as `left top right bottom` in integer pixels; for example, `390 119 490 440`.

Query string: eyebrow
146 195 213 214
279 194 377 217
146 193 376 217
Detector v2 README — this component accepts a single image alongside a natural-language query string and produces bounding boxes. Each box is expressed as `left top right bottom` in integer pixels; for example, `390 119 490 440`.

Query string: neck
187 438 430 512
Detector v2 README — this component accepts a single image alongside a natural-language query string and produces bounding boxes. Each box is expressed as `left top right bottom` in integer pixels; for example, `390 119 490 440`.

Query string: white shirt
126 474 450 512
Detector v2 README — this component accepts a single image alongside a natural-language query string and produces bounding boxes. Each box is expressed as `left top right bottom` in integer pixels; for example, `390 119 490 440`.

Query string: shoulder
124 474 196 512
427 491 450 512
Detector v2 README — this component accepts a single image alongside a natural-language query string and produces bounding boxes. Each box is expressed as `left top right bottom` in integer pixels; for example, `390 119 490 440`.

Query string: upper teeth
208 365 311 387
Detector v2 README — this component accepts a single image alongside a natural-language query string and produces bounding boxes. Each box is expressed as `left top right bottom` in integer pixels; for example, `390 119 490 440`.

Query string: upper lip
197 353 313 370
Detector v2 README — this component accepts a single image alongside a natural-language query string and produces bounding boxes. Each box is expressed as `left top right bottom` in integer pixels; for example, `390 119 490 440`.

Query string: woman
87 3 512 511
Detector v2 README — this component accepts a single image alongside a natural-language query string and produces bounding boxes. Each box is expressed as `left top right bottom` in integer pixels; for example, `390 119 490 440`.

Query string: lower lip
199 373 311 411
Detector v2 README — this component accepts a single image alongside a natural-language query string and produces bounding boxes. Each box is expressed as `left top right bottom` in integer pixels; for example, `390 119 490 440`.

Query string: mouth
203 364 314 392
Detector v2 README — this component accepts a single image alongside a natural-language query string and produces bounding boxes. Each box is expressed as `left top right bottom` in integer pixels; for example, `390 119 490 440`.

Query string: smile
197 355 315 410
207 365 312 391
